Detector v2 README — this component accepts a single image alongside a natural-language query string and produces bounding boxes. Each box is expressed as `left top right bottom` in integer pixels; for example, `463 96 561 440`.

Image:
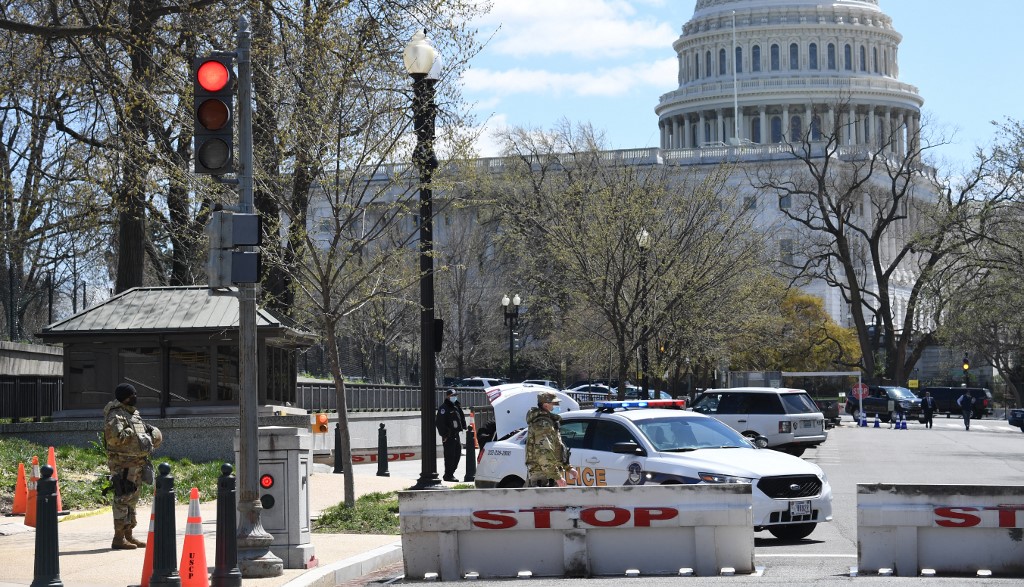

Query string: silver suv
690 387 827 457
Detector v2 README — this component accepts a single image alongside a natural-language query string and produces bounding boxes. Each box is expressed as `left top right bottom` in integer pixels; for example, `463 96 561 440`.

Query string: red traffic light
259 473 274 489
312 413 329 433
196 60 230 92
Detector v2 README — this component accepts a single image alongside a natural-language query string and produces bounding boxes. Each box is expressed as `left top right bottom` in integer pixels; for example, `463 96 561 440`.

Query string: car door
570 419 646 486
707 392 746 431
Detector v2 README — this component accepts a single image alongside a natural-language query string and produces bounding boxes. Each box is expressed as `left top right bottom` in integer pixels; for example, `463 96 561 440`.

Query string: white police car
474 399 833 540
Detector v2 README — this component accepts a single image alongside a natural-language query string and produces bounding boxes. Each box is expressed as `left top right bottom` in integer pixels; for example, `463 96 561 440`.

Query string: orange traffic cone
45 446 67 514
140 501 156 587
24 456 40 527
11 462 27 516
179 488 209 587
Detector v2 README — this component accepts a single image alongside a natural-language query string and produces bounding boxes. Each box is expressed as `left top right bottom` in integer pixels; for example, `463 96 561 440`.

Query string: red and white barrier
400 484 754 580
858 484 1024 577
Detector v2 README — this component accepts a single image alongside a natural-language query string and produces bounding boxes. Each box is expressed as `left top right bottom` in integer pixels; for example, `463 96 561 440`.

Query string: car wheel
851 408 861 421
497 476 525 489
881 412 892 423
784 447 806 457
767 523 816 541
742 432 769 448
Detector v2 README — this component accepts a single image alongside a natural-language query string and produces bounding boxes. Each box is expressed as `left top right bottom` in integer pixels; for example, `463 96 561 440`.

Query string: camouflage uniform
525 405 568 486
103 383 160 549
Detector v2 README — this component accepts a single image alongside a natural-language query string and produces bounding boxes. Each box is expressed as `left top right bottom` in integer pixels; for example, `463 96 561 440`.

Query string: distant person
887 398 896 428
104 383 161 550
525 391 573 487
957 390 976 431
921 391 936 429
435 389 467 482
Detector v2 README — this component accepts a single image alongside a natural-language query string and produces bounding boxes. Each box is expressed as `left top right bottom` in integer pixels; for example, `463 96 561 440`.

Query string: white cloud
463 57 677 98
475 0 677 59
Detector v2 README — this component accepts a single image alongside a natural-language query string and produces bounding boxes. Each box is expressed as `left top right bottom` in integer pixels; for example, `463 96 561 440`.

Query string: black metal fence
295 381 492 411
0 376 62 422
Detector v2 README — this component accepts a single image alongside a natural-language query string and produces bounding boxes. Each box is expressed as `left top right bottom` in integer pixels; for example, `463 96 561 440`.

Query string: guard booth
235 426 315 568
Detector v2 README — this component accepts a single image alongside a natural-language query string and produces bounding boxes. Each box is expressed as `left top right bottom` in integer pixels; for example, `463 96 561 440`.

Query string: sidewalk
0 458 457 587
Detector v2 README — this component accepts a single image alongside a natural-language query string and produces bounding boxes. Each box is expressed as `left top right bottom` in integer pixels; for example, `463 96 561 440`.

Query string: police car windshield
636 417 750 452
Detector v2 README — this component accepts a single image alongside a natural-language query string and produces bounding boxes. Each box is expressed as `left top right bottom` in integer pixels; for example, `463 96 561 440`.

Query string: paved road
355 414 1024 585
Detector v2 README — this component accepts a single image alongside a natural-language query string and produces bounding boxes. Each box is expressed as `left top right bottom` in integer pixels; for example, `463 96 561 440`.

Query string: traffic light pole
233 16 283 578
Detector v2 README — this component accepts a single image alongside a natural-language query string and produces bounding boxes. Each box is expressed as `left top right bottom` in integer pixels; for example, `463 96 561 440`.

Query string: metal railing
0 376 62 422
295 381 493 412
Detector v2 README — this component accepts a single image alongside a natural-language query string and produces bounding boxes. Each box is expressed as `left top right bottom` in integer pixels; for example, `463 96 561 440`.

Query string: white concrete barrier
858 484 1024 577
399 484 754 580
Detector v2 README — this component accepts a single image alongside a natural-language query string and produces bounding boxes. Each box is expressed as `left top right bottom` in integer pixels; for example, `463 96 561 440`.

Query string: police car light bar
593 399 688 410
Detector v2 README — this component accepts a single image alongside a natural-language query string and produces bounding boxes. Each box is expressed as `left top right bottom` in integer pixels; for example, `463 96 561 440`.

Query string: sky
460 0 1021 169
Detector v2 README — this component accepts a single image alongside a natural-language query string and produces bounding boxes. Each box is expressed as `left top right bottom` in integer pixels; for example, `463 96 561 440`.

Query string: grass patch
314 491 400 534
0 436 223 513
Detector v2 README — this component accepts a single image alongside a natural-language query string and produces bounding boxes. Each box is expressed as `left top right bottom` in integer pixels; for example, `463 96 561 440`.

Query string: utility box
234 426 315 568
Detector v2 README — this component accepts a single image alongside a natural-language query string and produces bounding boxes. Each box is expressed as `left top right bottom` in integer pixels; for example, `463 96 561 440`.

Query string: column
782 105 790 142
683 116 691 148
716 109 725 144
759 105 768 144
698 112 706 147
897 112 906 156
868 107 876 147
672 117 681 149
827 106 835 138
736 107 745 143
848 104 856 145
805 104 813 141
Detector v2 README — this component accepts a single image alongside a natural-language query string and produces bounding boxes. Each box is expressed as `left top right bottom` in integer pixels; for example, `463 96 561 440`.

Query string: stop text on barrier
472 506 679 530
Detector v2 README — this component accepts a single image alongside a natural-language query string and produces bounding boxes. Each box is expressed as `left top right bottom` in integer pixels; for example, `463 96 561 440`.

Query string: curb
281 541 403 587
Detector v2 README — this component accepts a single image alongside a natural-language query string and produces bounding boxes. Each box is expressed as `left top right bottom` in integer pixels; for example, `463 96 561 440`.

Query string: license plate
802 420 814 428
790 500 811 516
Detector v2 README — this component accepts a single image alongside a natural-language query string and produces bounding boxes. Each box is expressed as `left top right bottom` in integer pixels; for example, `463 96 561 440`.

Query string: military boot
111 529 138 550
124 526 147 548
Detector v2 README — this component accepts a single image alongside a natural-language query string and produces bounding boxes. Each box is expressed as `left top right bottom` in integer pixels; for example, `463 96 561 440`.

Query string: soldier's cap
538 391 560 404
115 383 136 402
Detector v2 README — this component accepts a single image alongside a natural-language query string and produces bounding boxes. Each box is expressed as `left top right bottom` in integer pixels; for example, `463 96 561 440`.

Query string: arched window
790 115 803 141
811 115 822 141
704 122 712 144
873 47 879 73
719 48 727 75
789 43 799 70
859 46 867 71
735 46 743 73
827 43 836 70
694 53 700 79
691 123 699 147
771 116 783 143
770 44 780 71
809 43 818 70
706 51 712 77
844 44 852 70
751 117 762 143
752 45 762 72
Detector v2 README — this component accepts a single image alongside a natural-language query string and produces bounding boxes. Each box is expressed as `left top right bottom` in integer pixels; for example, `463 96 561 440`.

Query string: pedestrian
957 389 976 431
435 389 466 482
525 391 573 487
887 398 896 428
921 391 936 429
103 382 161 550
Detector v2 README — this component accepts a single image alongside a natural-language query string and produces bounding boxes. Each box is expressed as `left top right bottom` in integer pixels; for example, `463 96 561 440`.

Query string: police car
474 399 833 540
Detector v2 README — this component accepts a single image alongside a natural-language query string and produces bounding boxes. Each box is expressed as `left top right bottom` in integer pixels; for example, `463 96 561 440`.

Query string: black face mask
127 396 137 407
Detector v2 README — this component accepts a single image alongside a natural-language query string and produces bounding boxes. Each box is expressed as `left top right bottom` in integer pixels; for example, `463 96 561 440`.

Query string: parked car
456 377 505 389
521 379 559 389
565 383 615 403
1009 408 1024 432
844 385 922 423
813 398 842 428
920 386 993 419
474 399 833 540
621 386 674 400
689 387 827 457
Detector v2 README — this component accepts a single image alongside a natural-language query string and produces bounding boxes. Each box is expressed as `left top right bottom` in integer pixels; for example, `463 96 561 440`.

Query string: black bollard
211 463 242 587
376 423 390 477
150 463 181 587
333 421 343 474
463 423 476 482
31 465 62 587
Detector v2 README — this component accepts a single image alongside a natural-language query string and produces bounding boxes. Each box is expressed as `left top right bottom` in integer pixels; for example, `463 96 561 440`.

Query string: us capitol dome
656 0 923 155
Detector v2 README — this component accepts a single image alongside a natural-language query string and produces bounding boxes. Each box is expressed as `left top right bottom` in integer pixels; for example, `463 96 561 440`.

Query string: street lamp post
636 228 651 400
404 30 442 490
502 294 522 381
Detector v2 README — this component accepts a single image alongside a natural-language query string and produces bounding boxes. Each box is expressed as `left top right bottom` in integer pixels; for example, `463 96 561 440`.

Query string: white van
689 387 827 457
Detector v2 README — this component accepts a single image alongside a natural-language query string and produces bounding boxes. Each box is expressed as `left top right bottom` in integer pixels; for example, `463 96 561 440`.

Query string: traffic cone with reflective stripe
11 462 27 515
45 446 67 514
179 487 209 587
140 499 156 587
24 456 40 527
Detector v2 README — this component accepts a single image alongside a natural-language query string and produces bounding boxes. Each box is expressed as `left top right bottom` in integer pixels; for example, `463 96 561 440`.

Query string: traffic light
206 210 262 288
962 353 970 372
193 55 235 174
312 413 329 434
258 473 275 510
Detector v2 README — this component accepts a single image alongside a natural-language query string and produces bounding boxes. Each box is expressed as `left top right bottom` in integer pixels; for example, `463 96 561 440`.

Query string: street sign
852 382 869 399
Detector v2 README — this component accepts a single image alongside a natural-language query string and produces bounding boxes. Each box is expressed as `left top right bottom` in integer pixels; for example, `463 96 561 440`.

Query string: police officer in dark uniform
435 389 467 481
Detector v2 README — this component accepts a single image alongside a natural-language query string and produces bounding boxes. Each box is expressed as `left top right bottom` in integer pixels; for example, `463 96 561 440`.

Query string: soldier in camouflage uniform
525 391 572 487
104 383 161 550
